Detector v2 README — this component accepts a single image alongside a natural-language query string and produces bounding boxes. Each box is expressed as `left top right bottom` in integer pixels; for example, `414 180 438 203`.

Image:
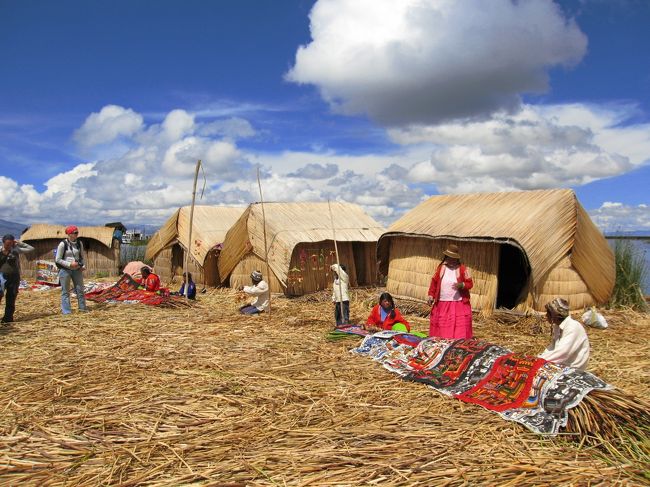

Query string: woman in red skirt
427 243 473 339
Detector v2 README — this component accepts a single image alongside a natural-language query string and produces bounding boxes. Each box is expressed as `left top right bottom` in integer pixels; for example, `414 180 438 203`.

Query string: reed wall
230 253 284 293
385 237 500 316
529 256 597 311
152 244 218 287
20 238 120 278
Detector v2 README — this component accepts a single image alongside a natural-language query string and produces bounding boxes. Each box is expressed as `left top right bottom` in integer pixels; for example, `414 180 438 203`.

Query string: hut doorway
496 244 529 309
171 244 184 278
352 242 367 285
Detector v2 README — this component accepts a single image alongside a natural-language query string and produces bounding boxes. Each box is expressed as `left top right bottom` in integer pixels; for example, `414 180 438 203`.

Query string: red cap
65 225 79 235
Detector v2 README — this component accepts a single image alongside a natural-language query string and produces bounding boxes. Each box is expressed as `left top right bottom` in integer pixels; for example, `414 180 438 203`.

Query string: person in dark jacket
0 234 34 323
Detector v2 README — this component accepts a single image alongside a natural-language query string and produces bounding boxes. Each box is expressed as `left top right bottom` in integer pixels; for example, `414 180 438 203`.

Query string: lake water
608 238 650 295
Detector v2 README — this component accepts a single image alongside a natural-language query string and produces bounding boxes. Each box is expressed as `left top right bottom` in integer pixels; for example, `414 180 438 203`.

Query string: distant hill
0 218 28 237
605 230 650 239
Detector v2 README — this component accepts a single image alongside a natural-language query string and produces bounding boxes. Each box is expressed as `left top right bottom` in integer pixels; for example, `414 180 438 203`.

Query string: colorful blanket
351 333 612 435
85 274 184 307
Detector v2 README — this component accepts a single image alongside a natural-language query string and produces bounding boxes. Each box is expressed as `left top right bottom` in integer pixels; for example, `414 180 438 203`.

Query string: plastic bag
582 306 608 329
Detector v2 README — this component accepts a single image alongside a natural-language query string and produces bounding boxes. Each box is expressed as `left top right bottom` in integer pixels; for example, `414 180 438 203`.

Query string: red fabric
366 304 410 332
141 273 161 292
65 225 78 235
429 300 473 339
427 263 473 305
455 353 546 412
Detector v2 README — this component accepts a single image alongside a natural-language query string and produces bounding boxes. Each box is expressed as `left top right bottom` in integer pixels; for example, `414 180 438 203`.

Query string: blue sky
1 0 649 232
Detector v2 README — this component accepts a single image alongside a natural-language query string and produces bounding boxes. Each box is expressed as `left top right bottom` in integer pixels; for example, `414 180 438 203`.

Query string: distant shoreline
605 236 650 240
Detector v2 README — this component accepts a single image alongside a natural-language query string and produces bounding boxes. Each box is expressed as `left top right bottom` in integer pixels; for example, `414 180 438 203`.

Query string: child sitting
365 292 410 332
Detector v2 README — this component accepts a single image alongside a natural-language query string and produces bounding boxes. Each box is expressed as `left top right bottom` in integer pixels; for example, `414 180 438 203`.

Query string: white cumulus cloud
589 202 650 233
287 0 587 124
388 104 649 193
73 105 144 148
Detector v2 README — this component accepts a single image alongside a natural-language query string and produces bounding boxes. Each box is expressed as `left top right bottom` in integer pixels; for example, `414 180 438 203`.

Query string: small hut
377 189 614 313
145 206 245 287
218 202 385 295
20 224 121 278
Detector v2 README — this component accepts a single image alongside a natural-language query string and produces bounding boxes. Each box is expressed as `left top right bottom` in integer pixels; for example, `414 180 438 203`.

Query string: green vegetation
609 240 648 311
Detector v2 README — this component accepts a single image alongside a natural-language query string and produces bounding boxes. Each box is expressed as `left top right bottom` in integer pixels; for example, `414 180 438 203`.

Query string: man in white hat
238 270 270 314
539 298 590 370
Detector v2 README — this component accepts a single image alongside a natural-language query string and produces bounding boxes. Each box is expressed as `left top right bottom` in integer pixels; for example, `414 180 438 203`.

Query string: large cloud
287 0 587 125
73 105 144 149
389 104 650 193
3 101 649 229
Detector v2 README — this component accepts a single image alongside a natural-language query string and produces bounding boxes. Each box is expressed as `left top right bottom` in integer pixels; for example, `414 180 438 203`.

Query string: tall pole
184 159 201 298
256 167 272 315
328 199 344 325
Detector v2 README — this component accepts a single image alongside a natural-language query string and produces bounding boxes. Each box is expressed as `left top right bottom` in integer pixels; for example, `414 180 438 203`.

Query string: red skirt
429 300 473 339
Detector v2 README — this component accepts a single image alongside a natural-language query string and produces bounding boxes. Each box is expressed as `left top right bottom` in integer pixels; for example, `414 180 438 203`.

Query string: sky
1 0 649 233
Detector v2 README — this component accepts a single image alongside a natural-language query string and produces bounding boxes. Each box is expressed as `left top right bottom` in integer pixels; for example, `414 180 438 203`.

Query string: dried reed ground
1 286 648 486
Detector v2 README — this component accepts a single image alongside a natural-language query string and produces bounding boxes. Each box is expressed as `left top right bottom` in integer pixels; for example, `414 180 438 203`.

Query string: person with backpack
0 234 34 324
55 225 88 315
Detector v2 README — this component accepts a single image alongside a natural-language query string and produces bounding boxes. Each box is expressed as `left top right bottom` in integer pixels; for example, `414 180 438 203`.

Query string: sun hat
65 225 79 235
251 270 263 281
442 243 460 259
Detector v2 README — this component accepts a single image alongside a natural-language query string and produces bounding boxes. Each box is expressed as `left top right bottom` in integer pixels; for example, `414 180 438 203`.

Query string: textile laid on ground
82 281 114 294
85 274 179 306
348 331 612 435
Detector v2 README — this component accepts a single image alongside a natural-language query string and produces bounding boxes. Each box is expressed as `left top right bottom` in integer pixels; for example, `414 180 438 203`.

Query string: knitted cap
546 298 570 319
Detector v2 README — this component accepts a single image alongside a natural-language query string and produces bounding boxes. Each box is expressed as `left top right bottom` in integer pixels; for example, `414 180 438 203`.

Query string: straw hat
442 243 460 259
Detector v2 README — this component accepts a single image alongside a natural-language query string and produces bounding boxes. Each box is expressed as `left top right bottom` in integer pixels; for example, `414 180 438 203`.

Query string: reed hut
218 202 385 295
377 189 614 313
145 206 245 287
20 224 121 278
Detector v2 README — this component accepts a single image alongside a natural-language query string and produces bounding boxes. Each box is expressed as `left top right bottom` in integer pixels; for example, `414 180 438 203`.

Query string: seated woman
539 298 590 370
178 272 196 300
139 267 161 293
365 292 410 332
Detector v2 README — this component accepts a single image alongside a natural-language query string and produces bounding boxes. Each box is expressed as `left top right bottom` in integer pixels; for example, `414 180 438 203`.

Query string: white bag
582 307 608 329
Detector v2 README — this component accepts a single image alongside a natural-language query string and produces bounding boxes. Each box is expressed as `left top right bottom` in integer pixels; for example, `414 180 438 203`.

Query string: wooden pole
256 167 272 315
183 159 201 298
328 199 345 325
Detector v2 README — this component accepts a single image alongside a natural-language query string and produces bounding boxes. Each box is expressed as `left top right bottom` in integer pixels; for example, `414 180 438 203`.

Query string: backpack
55 239 84 270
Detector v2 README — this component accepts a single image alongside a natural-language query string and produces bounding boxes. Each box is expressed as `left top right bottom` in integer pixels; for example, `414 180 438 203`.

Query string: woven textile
455 353 547 412
350 333 612 435
85 274 177 306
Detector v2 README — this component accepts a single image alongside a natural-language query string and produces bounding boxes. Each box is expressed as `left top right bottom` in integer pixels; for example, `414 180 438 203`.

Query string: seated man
539 298 590 370
140 267 161 293
238 270 269 314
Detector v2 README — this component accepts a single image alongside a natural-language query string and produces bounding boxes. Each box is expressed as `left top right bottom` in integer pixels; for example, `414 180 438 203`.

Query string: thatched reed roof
21 224 115 248
145 206 245 265
378 189 614 303
219 201 385 285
